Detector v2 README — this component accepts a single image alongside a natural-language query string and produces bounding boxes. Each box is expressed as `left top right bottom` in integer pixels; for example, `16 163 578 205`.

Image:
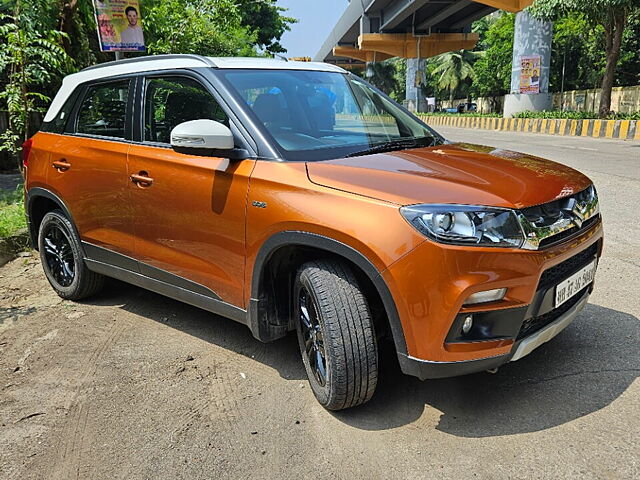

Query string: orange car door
127 75 254 308
46 78 135 257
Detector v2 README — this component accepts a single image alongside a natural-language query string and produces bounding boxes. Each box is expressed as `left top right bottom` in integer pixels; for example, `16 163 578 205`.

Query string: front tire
295 260 378 410
38 210 104 300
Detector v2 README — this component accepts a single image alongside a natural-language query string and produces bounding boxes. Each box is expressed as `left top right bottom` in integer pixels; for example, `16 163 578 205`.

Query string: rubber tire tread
38 210 104 300
296 259 378 410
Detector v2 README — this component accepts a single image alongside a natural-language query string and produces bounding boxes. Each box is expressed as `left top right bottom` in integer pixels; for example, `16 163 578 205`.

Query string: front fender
248 230 408 357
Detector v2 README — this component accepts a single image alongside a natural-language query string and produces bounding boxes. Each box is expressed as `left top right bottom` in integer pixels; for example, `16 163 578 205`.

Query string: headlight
400 204 525 248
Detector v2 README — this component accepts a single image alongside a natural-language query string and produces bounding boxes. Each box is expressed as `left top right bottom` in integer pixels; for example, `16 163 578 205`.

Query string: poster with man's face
93 0 145 52
520 55 541 94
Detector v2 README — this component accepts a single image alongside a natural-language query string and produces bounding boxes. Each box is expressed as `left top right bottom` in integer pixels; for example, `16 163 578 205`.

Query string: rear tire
38 210 104 300
295 259 378 410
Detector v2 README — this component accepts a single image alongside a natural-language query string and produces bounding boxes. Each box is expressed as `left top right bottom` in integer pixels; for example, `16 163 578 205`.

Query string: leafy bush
513 110 640 120
0 12 70 171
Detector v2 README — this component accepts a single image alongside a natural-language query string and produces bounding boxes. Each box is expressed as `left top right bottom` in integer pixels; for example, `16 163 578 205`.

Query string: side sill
82 241 222 301
84 259 248 325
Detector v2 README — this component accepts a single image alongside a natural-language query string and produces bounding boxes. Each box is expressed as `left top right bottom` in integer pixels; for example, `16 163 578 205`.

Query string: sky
276 0 349 59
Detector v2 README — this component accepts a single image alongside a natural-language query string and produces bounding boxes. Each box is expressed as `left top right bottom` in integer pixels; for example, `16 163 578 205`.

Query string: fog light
463 288 507 306
462 315 473 334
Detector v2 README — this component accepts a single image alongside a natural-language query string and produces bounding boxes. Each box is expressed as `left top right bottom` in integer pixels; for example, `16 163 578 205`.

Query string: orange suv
24 55 603 410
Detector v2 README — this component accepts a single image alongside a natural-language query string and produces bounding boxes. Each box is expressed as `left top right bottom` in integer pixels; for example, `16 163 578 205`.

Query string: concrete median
420 115 640 141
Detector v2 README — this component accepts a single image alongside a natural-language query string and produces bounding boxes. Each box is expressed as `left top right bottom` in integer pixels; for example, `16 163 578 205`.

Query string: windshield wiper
346 137 436 158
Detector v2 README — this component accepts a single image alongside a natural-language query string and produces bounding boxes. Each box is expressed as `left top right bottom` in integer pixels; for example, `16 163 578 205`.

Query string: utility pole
560 46 567 111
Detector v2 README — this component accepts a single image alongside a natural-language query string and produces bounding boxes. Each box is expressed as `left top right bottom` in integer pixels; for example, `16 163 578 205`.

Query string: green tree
430 49 483 103
366 61 399 96
530 0 640 117
142 0 258 57
1 0 110 74
472 12 515 107
0 5 70 172
549 13 603 94
390 58 407 102
617 10 640 86
236 0 296 55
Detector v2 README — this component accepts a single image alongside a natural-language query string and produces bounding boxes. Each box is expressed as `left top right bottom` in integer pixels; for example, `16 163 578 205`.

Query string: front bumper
383 218 603 379
398 288 590 380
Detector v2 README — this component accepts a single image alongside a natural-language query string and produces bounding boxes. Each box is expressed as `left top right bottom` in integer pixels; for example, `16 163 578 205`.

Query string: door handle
52 159 71 172
130 171 154 187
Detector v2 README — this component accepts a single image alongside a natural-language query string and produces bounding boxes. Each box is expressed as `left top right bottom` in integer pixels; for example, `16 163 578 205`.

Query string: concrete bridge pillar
406 58 428 113
503 10 553 117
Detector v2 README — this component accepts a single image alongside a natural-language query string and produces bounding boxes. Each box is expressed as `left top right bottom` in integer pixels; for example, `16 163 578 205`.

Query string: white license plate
555 259 597 308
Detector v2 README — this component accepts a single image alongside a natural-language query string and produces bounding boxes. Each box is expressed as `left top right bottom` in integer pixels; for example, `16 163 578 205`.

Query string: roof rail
81 54 217 72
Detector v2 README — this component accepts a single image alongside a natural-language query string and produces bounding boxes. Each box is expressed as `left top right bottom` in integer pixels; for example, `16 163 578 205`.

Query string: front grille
537 214 599 249
517 287 588 340
538 242 598 289
518 185 599 250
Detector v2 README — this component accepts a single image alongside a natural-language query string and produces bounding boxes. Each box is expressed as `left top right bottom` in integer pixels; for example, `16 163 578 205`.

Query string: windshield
219 69 443 161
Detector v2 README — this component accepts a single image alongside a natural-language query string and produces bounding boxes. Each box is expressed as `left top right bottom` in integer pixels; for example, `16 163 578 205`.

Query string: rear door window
76 80 131 139
143 76 228 144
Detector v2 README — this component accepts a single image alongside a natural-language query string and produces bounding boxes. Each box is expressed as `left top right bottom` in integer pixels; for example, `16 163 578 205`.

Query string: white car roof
43 54 347 122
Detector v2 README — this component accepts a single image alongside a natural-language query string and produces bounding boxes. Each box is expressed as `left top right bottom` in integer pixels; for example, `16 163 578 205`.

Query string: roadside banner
93 1 145 52
519 55 541 94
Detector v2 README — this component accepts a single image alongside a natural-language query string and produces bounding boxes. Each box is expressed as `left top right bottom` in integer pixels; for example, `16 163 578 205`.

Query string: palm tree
366 61 399 96
430 50 483 103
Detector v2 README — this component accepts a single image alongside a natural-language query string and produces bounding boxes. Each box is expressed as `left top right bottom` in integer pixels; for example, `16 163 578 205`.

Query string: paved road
1 129 638 479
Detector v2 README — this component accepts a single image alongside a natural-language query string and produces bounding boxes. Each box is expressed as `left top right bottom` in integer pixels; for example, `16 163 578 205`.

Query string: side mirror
170 119 249 160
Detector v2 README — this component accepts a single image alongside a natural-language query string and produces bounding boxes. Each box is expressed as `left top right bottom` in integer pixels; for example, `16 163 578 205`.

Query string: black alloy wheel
298 286 328 387
38 210 104 300
42 222 75 287
295 260 378 410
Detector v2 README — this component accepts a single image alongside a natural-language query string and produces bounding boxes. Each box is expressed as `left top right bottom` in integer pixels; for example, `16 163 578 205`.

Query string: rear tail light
22 138 34 168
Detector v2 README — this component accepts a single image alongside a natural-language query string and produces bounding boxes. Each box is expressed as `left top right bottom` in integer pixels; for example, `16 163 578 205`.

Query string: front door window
144 76 228 144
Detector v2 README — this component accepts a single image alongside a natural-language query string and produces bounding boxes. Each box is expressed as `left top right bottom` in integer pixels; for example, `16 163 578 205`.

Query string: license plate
555 259 597 308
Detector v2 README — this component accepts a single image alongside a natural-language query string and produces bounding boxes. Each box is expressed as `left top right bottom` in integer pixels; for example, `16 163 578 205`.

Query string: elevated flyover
315 0 540 113
315 1 533 65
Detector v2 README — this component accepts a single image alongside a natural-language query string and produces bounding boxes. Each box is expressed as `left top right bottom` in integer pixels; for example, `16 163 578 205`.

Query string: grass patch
0 183 27 238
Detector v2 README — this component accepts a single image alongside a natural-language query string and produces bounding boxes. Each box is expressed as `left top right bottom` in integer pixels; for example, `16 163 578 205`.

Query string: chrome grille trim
517 185 600 250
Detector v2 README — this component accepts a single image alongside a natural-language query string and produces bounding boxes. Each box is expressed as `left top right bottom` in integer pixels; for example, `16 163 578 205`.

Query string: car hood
306 143 592 209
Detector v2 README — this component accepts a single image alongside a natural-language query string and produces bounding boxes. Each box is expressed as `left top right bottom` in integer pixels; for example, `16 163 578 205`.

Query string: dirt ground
1 131 639 479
